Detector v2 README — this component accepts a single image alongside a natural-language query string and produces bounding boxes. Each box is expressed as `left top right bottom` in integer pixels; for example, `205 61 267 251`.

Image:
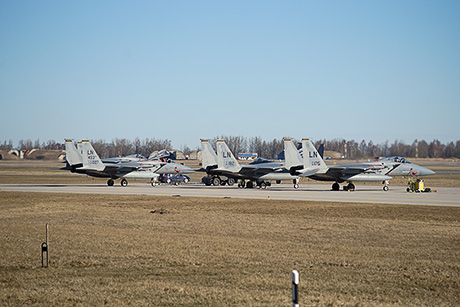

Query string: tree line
1 137 460 159
0 138 173 159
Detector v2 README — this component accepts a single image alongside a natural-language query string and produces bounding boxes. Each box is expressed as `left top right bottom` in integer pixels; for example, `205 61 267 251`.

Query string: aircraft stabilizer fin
283 138 303 170
216 140 242 172
200 139 218 169
81 140 105 171
64 139 83 166
302 139 329 173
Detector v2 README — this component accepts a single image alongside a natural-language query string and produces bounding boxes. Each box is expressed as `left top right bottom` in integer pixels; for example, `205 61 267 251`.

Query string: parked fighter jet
297 139 435 191
200 139 317 188
200 139 243 186
64 140 194 186
103 150 187 174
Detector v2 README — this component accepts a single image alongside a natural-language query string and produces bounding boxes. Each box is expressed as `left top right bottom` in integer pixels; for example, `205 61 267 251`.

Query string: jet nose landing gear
383 180 390 191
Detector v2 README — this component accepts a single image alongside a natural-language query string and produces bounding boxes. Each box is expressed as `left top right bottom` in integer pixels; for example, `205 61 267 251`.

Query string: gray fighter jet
200 139 318 189
64 139 194 186
102 150 187 175
296 138 435 191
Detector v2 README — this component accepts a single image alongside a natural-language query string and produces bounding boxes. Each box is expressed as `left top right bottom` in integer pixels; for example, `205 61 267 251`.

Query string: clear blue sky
1 1 459 150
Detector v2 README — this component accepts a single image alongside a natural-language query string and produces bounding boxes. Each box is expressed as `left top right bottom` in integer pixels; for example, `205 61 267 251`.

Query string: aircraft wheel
184 178 189 183
246 181 254 189
107 179 114 186
166 178 171 184
120 179 128 187
383 186 389 191
347 183 355 191
212 177 221 186
293 184 299 189
227 177 236 186
260 182 266 189
276 180 281 184
151 181 157 187
332 182 340 191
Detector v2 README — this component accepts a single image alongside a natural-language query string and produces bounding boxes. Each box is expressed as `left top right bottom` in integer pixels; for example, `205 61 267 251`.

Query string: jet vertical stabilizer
200 139 218 169
302 139 328 173
65 139 83 166
77 141 84 158
283 138 303 170
81 140 105 171
216 140 242 173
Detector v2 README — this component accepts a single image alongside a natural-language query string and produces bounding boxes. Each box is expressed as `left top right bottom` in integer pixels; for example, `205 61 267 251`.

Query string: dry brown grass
1 191 459 306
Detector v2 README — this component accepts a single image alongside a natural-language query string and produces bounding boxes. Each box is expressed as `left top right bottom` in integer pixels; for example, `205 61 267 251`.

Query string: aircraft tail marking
216 140 242 172
302 138 328 173
81 140 105 171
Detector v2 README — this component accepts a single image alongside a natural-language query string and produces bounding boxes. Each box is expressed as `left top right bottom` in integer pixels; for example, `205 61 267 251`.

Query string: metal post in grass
292 270 299 307
41 224 49 268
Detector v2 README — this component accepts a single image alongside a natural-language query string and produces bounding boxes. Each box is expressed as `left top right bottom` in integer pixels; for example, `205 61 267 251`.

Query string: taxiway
1 183 458 206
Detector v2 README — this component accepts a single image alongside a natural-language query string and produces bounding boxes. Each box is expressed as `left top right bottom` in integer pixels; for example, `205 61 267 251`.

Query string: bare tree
0 140 13 150
455 141 460 158
418 140 429 158
444 142 455 158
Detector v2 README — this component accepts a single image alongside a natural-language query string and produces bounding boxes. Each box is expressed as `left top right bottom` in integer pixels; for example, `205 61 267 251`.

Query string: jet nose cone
425 168 436 176
415 166 436 176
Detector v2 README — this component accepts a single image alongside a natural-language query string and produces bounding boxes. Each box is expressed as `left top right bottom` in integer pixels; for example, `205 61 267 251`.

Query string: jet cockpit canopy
380 156 411 164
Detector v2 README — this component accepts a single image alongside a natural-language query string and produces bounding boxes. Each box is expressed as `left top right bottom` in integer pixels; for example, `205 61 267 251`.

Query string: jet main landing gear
237 180 271 189
107 178 129 186
258 181 271 189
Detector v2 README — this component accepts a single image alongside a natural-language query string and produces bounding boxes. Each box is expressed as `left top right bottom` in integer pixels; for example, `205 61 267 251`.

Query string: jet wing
212 163 285 178
103 162 164 172
326 164 389 181
235 164 287 178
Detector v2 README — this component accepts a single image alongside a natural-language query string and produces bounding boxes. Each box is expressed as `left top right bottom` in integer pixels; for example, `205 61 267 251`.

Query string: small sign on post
41 224 49 268
292 270 299 307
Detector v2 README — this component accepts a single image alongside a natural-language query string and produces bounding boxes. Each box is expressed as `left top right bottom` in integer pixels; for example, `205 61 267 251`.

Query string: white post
292 270 299 307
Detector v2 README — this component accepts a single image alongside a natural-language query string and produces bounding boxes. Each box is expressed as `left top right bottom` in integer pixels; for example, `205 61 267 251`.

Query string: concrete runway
1 183 459 207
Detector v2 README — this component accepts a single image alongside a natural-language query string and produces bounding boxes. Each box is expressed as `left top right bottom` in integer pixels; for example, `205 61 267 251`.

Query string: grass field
1 160 460 306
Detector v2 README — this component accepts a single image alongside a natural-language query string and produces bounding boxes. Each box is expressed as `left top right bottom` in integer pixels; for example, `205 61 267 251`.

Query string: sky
1 0 459 150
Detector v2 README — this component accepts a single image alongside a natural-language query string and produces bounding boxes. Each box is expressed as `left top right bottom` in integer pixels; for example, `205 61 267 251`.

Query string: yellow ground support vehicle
407 178 431 193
